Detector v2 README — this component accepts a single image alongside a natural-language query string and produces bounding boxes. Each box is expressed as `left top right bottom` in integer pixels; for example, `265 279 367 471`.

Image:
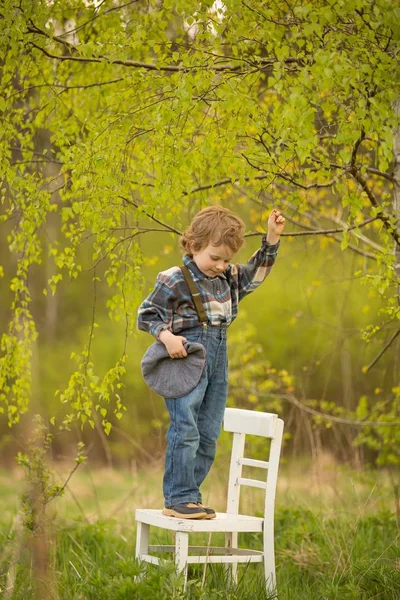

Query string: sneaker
197 502 216 519
162 502 208 519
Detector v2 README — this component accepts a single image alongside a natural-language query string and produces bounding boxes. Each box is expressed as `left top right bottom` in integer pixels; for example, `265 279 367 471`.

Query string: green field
0 460 398 599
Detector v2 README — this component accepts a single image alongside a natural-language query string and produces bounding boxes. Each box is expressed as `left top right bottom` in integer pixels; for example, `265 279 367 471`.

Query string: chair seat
135 508 263 533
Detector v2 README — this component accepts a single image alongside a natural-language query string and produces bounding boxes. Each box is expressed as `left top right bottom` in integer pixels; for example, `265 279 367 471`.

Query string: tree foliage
0 0 399 453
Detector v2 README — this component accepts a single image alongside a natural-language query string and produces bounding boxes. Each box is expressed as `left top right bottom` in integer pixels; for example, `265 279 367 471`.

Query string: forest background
0 0 399 598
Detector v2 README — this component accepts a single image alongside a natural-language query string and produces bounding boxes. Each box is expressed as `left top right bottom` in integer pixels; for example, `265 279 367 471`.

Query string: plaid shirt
137 237 280 339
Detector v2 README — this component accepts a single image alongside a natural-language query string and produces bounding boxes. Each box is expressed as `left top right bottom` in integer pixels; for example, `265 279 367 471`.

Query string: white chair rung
240 458 269 469
186 553 264 565
149 545 263 557
237 477 267 489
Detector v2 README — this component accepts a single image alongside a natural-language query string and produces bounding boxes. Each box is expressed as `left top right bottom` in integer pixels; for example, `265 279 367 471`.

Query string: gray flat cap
141 341 206 399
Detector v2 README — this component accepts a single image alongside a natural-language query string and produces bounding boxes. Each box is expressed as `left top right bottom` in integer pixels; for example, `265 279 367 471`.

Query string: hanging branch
118 196 182 235
364 327 400 372
122 196 379 241
245 215 379 237
347 131 400 245
28 41 246 73
233 185 381 259
26 18 303 76
253 390 400 427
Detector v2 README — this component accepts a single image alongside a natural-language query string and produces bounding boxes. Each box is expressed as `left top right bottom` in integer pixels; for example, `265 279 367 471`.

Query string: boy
137 205 285 519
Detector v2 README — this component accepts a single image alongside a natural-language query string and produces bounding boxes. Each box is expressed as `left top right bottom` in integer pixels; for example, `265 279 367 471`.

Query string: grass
0 459 399 599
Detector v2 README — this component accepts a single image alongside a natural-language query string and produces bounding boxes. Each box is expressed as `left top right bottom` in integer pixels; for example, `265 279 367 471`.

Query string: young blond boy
137 206 285 519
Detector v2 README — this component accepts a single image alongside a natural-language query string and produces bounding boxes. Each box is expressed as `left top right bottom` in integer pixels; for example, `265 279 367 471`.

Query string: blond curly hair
180 206 245 256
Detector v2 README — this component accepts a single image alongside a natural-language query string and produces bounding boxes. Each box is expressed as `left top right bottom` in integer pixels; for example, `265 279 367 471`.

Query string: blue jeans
163 325 228 507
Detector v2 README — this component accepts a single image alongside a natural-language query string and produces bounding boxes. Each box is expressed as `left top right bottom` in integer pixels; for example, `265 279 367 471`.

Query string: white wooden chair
135 408 284 594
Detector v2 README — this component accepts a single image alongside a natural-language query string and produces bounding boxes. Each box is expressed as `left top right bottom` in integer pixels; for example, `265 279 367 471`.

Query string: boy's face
192 243 235 278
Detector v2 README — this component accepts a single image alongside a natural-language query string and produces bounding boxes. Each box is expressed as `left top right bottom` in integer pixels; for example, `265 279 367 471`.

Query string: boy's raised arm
234 208 285 302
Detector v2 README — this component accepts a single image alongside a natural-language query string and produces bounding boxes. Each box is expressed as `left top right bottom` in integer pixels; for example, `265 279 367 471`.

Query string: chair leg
135 521 150 582
263 524 276 595
225 532 238 583
175 531 189 588
136 521 150 560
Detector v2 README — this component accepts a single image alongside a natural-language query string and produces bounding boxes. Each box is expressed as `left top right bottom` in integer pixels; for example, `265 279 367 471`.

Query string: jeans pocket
184 332 203 344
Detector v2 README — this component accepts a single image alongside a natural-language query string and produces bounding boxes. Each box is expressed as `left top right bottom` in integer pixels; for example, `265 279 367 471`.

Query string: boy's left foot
197 502 216 519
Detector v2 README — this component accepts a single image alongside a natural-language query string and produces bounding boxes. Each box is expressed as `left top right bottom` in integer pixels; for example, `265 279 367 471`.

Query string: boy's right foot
162 503 207 519
196 502 216 519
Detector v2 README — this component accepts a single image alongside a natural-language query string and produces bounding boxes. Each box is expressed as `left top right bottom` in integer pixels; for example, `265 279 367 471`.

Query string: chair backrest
223 408 284 518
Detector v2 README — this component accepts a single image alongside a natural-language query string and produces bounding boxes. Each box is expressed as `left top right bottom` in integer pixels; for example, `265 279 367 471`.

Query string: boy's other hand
159 330 188 359
267 208 286 244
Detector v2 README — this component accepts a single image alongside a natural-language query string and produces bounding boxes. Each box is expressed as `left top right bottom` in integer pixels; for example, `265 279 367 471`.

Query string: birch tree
1 0 399 439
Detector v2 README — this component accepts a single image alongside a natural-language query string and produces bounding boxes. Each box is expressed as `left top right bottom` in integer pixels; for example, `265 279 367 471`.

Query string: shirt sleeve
235 236 280 302
137 272 177 339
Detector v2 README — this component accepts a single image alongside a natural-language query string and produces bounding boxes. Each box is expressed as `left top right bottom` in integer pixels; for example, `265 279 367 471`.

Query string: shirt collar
183 254 227 281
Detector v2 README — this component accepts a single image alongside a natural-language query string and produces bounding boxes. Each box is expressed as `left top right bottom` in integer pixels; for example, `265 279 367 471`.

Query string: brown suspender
181 265 207 324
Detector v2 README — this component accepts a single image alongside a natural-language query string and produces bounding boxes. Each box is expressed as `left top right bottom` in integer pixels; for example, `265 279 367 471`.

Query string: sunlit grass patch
1 508 397 600
0 464 398 599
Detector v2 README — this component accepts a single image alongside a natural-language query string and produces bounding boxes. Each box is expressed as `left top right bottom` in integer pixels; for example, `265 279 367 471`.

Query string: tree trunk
393 98 400 296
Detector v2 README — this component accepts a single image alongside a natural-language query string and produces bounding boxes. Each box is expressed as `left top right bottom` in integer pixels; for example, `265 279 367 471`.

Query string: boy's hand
159 330 188 359
267 208 285 245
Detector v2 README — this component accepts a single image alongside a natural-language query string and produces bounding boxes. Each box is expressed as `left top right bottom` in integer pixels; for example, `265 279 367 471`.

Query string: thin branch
107 483 138 519
87 227 181 271
119 196 182 234
187 173 270 194
245 216 379 237
263 198 383 253
27 22 75 52
64 485 90 523
28 30 301 75
312 211 384 252
254 390 400 427
28 41 245 73
232 183 379 254
46 460 81 504
350 131 366 167
311 156 397 184
6 78 124 101
186 166 345 196
112 426 155 461
266 193 383 254
245 218 379 259
88 234 139 271
365 166 398 184
275 169 345 191
9 147 62 162
122 191 378 243
346 131 400 244
243 0 298 26
266 159 398 233
364 328 400 372
53 0 141 39
110 227 173 234
323 236 377 260
241 152 347 190
349 166 400 245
